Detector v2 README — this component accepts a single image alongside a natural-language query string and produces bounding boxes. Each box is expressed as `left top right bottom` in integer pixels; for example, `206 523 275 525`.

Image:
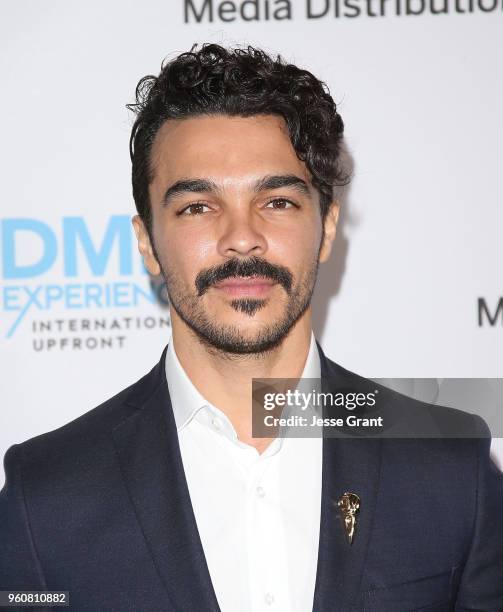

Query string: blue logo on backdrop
1 216 168 342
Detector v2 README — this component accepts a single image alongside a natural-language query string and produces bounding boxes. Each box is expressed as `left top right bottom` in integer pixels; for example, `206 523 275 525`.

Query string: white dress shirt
165 334 323 612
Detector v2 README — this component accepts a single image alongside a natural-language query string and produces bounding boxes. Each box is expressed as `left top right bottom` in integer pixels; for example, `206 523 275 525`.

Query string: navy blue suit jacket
1 343 503 611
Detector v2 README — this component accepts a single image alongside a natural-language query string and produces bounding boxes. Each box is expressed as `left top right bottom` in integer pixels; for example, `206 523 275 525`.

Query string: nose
216 208 267 259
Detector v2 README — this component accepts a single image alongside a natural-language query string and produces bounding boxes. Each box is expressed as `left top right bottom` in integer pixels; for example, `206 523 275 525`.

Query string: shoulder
319 347 490 440
3 348 167 479
319 351 500 510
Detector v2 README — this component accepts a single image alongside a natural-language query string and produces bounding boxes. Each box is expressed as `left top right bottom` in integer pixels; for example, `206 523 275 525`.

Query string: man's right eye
178 203 211 215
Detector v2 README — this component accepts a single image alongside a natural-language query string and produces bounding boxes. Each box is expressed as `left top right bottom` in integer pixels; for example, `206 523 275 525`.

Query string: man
1 44 502 611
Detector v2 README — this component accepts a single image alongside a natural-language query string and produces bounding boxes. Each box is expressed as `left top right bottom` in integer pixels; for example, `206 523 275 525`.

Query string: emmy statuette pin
337 492 361 545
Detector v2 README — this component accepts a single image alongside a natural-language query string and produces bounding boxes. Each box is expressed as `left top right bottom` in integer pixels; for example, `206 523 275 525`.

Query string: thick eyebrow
253 174 311 198
161 174 311 207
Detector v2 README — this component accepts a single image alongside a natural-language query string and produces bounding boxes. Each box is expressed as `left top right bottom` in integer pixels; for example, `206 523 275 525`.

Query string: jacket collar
111 342 382 612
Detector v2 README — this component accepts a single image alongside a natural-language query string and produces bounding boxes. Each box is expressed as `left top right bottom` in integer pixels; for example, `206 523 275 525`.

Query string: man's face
133 114 337 354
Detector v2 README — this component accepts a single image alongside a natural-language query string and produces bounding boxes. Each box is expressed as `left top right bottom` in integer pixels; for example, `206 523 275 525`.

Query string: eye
265 198 297 210
178 202 211 216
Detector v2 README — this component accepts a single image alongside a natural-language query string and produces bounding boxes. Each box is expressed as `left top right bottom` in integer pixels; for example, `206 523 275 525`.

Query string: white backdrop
1 1 502 487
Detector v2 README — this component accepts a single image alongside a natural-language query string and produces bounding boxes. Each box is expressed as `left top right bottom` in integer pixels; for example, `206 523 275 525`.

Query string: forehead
149 114 312 189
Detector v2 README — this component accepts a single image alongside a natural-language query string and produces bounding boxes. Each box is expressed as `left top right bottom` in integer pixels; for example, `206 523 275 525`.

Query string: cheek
158 224 216 283
269 215 322 268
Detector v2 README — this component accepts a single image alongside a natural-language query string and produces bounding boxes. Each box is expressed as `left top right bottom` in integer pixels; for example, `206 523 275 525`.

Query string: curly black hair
127 43 349 234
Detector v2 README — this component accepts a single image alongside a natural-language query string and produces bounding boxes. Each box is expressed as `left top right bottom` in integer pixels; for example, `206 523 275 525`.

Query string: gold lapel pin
337 492 361 545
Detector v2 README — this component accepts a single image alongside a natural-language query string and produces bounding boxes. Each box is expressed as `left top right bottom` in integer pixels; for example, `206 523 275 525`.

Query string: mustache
195 256 293 297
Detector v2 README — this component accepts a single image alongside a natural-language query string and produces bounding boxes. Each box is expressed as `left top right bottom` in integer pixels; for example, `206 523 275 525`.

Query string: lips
213 275 276 298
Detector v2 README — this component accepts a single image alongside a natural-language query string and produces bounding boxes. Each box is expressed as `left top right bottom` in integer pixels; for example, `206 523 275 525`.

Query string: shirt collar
165 332 321 436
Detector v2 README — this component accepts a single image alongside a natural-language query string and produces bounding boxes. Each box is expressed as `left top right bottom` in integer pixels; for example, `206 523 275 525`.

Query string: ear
132 215 161 276
318 201 339 263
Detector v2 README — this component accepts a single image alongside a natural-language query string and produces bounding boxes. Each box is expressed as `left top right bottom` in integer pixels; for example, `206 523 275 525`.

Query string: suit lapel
111 350 220 612
313 343 383 612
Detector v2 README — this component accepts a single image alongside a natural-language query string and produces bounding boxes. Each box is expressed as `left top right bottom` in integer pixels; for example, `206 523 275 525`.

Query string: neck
170 310 313 452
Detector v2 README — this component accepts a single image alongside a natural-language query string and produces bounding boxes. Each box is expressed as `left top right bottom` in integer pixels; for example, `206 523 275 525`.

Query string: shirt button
211 417 221 431
256 486 266 498
264 592 274 605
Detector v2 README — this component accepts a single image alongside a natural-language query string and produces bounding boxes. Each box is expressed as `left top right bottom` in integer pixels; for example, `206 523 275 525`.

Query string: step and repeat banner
1 1 501 483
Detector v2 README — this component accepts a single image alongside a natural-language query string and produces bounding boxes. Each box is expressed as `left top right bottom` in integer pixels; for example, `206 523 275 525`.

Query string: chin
222 311 281 328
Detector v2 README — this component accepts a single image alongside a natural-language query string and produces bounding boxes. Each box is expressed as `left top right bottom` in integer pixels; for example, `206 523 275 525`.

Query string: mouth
213 275 277 298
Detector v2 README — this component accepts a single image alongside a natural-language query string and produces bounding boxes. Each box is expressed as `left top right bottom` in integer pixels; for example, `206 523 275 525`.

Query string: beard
158 254 319 355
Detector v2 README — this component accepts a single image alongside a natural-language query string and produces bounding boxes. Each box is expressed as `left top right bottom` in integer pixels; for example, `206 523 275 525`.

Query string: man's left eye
265 199 296 210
